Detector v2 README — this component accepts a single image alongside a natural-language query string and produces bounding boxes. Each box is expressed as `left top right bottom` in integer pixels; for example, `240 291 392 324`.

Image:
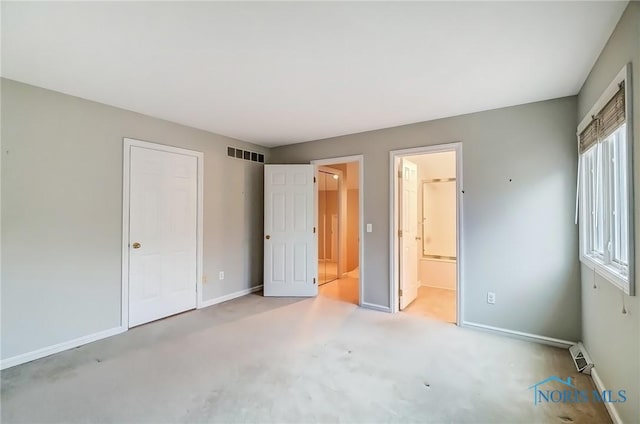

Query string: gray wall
1 79 268 360
577 2 640 422
272 96 581 342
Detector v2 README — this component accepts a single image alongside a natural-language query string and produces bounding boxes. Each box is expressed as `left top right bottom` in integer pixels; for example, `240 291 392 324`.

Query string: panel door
400 159 419 310
129 146 198 326
264 165 317 297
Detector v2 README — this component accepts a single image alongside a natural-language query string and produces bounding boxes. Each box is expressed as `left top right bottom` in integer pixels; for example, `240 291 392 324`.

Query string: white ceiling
1 1 627 147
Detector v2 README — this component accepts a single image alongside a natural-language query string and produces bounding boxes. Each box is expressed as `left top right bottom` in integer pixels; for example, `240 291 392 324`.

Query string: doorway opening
312 156 363 306
390 144 462 324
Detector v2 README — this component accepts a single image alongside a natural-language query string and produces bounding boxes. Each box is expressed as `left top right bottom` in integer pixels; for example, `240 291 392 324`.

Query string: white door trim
311 155 364 306
122 137 204 329
389 143 463 325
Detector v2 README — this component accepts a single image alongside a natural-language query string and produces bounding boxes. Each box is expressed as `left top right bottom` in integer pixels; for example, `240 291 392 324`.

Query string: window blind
599 81 626 140
579 119 599 153
579 81 626 154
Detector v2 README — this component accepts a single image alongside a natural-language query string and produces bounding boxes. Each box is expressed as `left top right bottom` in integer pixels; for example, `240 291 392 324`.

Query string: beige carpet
1 293 610 423
403 286 457 323
318 276 359 305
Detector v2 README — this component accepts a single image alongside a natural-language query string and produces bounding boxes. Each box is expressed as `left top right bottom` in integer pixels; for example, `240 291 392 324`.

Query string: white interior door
264 165 317 297
129 146 198 327
400 158 419 310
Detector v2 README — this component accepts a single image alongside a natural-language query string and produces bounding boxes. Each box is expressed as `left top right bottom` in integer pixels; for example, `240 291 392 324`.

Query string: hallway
319 275 359 305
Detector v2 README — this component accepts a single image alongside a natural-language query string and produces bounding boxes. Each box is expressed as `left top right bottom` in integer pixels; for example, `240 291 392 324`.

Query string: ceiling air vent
227 146 265 163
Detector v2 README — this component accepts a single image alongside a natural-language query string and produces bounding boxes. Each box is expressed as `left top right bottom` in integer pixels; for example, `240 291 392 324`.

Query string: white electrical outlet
487 292 496 304
219 271 224 280
366 223 372 233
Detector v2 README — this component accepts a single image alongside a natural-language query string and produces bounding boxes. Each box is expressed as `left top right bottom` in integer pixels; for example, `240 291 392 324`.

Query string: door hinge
399 288 403 297
313 227 316 233
314 176 316 183
398 229 403 238
313 278 316 285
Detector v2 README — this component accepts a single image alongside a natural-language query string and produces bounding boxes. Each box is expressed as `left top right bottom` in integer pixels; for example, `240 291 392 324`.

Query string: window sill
580 255 630 294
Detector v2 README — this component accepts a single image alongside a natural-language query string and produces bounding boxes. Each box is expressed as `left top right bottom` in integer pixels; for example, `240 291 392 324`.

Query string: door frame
121 137 204 329
389 143 463 325
311 155 364 306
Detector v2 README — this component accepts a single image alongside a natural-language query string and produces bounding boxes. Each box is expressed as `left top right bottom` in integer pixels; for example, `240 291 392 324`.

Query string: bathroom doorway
390 144 462 324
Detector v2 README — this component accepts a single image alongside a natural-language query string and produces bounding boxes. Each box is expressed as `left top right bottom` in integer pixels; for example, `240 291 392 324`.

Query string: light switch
366 223 372 233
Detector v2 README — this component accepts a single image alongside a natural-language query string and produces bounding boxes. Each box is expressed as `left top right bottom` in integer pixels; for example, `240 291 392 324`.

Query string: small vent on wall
227 147 265 163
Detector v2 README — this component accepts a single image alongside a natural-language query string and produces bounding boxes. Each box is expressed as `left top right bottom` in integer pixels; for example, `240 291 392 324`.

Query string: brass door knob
132 242 141 249
265 235 271 240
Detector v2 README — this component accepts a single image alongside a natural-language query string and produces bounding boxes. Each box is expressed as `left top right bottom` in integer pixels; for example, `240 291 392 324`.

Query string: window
578 66 633 295
581 125 628 274
581 143 604 260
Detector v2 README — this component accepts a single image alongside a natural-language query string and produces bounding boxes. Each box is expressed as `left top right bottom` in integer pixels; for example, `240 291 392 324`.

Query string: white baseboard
0 285 265 371
421 283 456 291
361 302 391 313
591 367 623 424
461 321 575 349
199 285 263 309
0 326 126 370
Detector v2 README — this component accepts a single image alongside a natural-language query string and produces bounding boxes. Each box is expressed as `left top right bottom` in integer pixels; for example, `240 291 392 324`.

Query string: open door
264 165 317 297
399 158 419 309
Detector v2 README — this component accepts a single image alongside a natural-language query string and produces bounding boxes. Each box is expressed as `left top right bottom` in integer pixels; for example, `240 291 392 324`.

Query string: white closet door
128 146 197 327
